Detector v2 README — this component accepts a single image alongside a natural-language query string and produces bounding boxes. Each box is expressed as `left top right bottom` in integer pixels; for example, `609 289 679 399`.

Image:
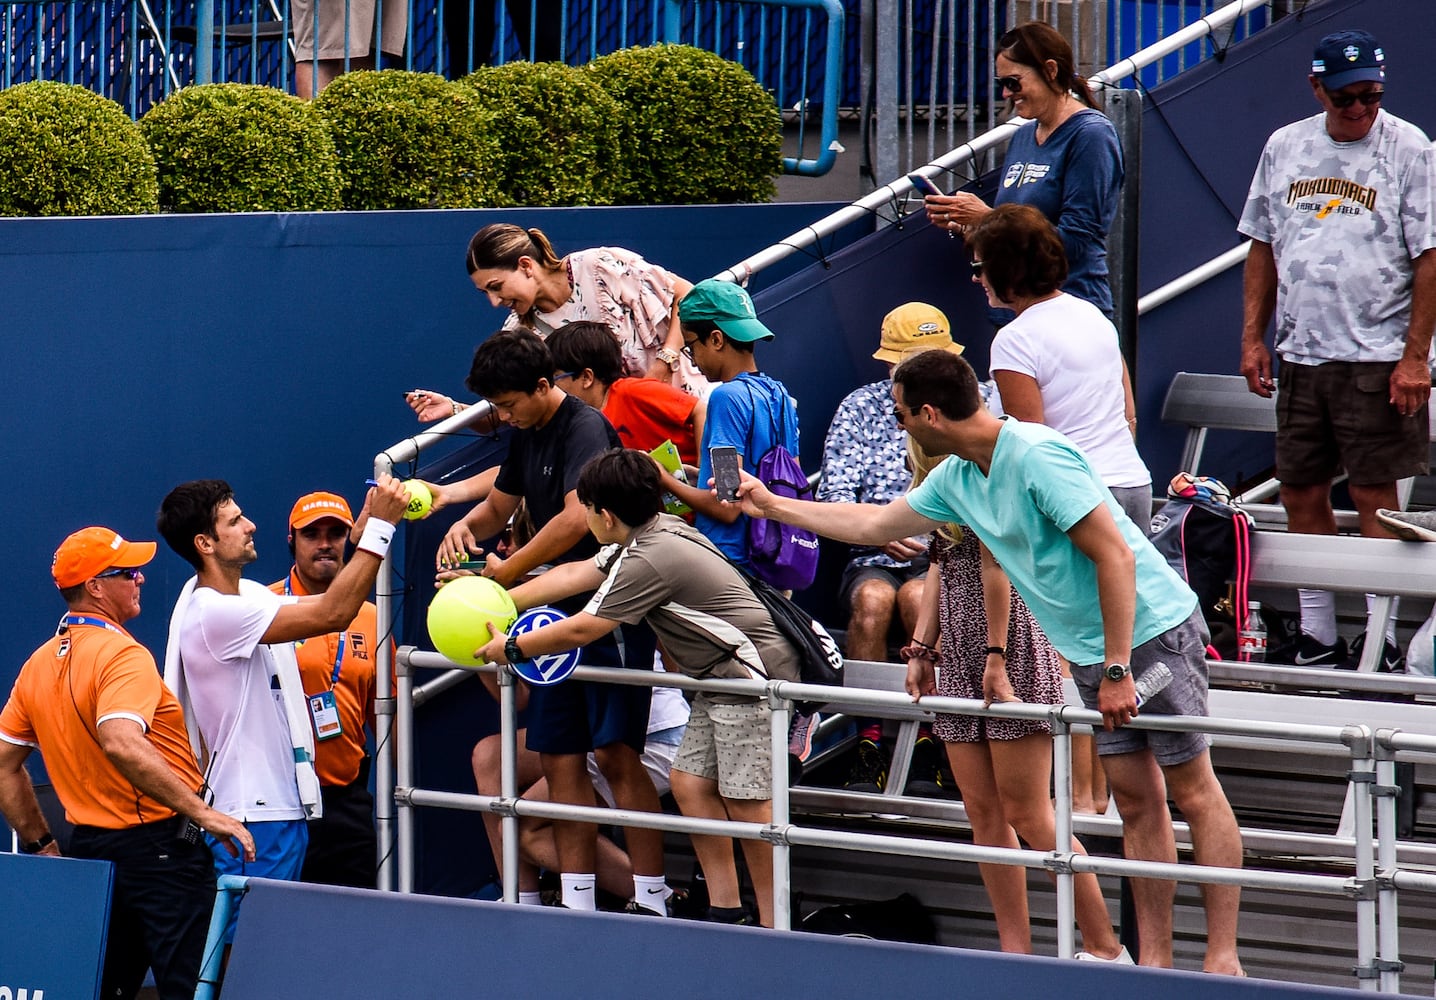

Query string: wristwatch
1104 662 1131 682
504 636 526 665
20 831 54 854
655 347 681 372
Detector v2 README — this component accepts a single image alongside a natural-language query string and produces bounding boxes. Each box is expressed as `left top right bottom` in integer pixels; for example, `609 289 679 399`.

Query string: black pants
302 761 378 888
443 0 563 76
69 819 217 1000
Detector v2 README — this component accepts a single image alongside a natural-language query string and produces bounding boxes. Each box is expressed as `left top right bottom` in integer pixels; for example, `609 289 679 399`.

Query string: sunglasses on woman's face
995 75 1023 95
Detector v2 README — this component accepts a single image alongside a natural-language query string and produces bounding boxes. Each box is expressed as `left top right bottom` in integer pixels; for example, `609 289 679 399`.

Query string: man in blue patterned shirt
816 302 964 795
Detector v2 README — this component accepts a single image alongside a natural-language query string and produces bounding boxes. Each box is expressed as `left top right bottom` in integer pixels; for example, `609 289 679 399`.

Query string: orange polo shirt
270 572 382 787
0 616 203 829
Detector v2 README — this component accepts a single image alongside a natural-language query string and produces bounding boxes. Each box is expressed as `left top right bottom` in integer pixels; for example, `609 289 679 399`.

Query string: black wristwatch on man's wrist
1103 662 1131 682
21 831 54 854
505 636 526 665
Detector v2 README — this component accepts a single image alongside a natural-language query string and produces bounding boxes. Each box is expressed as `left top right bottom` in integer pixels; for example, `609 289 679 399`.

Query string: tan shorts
292 0 406 61
672 695 772 801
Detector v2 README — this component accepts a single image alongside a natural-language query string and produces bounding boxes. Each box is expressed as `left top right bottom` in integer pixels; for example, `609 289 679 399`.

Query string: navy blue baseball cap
1311 30 1385 91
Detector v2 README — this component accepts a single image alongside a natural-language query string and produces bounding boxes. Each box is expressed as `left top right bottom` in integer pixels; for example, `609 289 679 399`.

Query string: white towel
163 576 323 820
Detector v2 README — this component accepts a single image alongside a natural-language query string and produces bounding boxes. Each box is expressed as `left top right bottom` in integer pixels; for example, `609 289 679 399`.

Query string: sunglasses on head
1324 88 1384 109
96 567 143 582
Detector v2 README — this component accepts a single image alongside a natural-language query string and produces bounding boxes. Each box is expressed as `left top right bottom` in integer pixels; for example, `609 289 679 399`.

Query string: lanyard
283 575 346 689
62 614 125 636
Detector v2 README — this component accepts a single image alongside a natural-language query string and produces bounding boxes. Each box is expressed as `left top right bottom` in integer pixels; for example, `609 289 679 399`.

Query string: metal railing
387 641 1436 993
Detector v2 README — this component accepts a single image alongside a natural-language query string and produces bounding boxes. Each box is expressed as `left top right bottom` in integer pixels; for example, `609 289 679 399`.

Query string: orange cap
288 492 355 532
52 527 157 589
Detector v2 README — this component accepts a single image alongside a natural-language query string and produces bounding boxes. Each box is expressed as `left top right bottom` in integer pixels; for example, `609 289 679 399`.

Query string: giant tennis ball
402 479 433 520
427 576 518 666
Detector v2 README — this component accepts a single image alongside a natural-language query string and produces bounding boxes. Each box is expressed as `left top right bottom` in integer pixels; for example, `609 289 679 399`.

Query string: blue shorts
526 623 654 756
208 817 308 941
1072 609 1212 768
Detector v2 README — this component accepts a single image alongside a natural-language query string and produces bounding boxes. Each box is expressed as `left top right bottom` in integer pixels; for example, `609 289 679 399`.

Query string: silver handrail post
1051 709 1076 958
1345 725 1379 991
499 664 520 902
1374 731 1403 994
374 452 398 891
769 682 793 930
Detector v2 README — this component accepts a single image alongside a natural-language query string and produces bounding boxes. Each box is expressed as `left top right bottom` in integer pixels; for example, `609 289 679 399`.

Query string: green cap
678 279 775 343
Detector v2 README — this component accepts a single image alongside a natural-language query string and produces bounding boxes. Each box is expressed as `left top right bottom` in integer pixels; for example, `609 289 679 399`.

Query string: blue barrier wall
222 878 1381 1000
0 853 111 998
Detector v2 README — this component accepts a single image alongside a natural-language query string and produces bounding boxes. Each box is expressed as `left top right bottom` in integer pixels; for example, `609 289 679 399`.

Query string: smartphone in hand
711 446 742 503
907 173 944 196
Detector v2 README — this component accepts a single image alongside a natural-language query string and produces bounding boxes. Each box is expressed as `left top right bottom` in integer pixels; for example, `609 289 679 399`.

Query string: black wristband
21 831 54 854
984 646 1006 658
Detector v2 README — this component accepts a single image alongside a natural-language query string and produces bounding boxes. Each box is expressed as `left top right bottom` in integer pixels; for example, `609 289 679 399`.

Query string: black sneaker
844 738 887 794
1337 634 1405 673
904 736 946 798
706 904 754 925
1269 633 1348 668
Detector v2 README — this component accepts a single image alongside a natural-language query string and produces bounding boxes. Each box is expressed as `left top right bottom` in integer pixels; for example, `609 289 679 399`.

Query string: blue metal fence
2 0 1271 176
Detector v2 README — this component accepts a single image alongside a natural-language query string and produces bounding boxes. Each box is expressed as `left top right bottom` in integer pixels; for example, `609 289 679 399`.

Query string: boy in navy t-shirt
437 329 668 912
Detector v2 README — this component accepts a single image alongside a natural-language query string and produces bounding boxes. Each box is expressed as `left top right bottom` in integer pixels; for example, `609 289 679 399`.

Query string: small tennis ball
402 479 433 520
427 576 518 665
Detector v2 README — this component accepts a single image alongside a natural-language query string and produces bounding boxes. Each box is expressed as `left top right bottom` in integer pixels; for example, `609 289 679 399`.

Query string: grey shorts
1109 484 1153 530
1072 608 1212 767
672 695 772 801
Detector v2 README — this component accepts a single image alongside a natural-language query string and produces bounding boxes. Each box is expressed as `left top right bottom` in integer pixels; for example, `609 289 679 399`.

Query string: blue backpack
742 377 820 591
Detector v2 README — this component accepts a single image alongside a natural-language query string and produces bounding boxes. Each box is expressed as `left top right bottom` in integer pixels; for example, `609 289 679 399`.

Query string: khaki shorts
672 695 772 801
292 0 406 60
1276 360 1429 487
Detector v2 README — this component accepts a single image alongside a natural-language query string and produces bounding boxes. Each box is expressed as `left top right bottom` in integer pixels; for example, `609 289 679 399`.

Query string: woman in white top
969 203 1152 519
968 203 1152 818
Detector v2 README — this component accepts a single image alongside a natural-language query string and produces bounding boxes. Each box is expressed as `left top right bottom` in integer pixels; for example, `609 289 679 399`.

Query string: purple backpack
744 379 820 591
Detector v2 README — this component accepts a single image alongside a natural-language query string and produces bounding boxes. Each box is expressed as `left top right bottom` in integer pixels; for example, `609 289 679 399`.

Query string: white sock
632 874 670 916
1365 594 1400 646
518 890 543 906
561 873 597 911
1298 589 1338 645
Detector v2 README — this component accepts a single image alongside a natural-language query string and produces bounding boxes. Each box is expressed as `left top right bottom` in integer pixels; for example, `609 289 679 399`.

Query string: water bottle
1238 601 1267 662
1133 662 1174 707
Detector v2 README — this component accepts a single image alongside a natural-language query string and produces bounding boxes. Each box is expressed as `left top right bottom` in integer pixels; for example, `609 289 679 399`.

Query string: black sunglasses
970 260 986 277
96 567 143 581
1325 88 1384 109
994 75 1023 95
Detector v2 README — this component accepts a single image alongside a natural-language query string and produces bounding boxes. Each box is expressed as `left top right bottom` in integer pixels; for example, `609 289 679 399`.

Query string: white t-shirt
989 293 1151 489
178 585 303 821
1238 111 1436 365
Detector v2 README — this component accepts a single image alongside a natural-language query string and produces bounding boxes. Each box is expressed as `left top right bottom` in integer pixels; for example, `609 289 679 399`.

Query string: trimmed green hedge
0 82 158 217
140 83 342 212
588 45 781 205
462 61 626 207
314 70 502 210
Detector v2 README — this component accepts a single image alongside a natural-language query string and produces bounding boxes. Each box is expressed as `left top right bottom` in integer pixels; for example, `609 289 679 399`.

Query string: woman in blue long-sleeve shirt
925 22 1124 319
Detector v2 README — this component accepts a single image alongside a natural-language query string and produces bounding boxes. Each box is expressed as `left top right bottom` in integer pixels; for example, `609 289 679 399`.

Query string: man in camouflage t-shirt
1238 29 1436 669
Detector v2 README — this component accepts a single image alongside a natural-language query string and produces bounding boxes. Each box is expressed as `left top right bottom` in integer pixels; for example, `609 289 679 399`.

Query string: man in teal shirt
737 350 1243 976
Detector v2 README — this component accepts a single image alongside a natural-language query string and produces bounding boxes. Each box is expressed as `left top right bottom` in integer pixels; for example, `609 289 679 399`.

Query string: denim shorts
1072 608 1212 767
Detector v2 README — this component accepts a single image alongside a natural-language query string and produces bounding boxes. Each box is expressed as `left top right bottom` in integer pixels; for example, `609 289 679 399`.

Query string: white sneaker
1076 946 1135 964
